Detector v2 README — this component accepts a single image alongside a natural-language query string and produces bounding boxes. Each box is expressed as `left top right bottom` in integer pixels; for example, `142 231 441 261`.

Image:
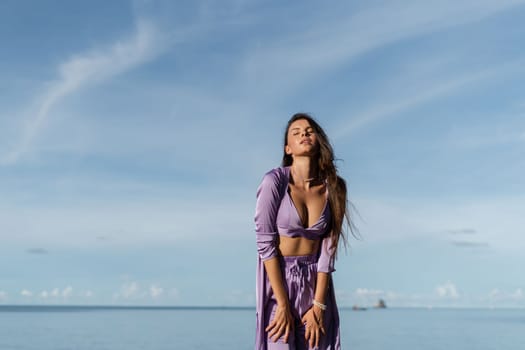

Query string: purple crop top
254 166 336 273
276 168 331 239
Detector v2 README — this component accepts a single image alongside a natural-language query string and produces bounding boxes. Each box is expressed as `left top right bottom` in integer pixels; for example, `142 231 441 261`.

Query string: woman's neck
290 157 319 189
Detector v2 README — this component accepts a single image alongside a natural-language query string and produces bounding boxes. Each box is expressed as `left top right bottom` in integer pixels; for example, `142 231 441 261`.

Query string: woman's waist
277 226 326 240
278 235 320 257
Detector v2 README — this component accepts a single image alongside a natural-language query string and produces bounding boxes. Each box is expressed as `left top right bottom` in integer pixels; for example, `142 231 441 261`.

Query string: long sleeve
255 168 286 350
317 233 336 273
254 169 284 261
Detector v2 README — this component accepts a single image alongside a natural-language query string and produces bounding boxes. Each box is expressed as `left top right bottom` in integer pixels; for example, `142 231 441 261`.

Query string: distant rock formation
374 299 387 309
352 305 367 311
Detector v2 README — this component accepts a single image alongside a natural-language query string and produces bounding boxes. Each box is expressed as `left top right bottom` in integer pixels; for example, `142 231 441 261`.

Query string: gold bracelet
313 299 327 310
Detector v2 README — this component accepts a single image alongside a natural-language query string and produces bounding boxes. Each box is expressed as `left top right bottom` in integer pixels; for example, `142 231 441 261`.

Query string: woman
255 113 351 350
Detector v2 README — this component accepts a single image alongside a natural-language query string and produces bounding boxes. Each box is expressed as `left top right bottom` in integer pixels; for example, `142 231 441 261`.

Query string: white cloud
21 289 33 297
62 286 73 298
34 286 76 301
355 288 385 297
436 281 460 299
337 285 525 308
341 288 390 308
84 290 94 298
150 285 164 299
113 280 181 302
1 18 169 165
489 288 501 298
0 291 7 301
487 288 524 301
121 281 140 299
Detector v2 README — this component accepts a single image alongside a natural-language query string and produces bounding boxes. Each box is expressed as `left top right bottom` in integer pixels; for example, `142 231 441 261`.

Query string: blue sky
1 0 525 308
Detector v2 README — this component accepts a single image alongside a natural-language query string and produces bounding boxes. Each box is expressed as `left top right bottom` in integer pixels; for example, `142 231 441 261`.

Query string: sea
0 306 523 349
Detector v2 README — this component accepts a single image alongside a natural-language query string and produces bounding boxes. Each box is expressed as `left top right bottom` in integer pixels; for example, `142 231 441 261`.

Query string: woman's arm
255 170 294 343
301 271 330 349
255 171 282 261
263 257 294 343
314 271 330 305
301 234 335 348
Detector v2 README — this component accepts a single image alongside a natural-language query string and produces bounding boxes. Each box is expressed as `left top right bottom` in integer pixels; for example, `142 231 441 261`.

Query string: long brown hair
282 113 357 260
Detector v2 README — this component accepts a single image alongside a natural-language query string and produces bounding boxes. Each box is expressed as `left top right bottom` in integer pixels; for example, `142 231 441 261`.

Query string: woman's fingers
306 323 318 349
283 324 291 343
317 314 326 336
271 323 284 342
269 305 295 343
304 324 311 343
265 319 275 332
269 322 283 340
301 307 326 348
267 319 280 338
267 316 293 343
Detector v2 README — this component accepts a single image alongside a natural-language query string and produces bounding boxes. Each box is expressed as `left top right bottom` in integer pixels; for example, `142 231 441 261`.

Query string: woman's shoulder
260 166 289 182
258 166 290 191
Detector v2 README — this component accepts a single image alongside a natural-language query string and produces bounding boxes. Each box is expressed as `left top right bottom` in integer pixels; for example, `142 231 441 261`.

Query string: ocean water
0 306 523 349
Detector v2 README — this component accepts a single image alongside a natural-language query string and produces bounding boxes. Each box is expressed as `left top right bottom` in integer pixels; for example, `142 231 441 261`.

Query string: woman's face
285 119 319 158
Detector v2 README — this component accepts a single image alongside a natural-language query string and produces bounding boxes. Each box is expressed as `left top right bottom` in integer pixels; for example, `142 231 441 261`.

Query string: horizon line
1 304 524 311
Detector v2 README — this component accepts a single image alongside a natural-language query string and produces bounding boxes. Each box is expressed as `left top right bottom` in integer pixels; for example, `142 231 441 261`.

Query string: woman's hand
301 305 325 349
266 303 295 343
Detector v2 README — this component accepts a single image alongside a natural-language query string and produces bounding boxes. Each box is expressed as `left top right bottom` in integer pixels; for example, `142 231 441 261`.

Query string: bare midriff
279 235 320 256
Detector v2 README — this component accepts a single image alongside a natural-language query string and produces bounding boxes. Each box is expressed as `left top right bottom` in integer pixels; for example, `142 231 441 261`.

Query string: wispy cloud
446 229 490 248
336 283 525 308
1 18 168 165
487 288 524 302
0 291 7 301
333 59 525 139
26 248 48 254
354 195 525 252
0 193 253 247
239 0 525 100
446 229 477 235
451 240 489 248
113 279 175 303
227 0 525 139
442 118 525 151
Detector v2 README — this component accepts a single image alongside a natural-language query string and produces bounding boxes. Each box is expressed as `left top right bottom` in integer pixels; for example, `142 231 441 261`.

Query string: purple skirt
255 254 340 350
